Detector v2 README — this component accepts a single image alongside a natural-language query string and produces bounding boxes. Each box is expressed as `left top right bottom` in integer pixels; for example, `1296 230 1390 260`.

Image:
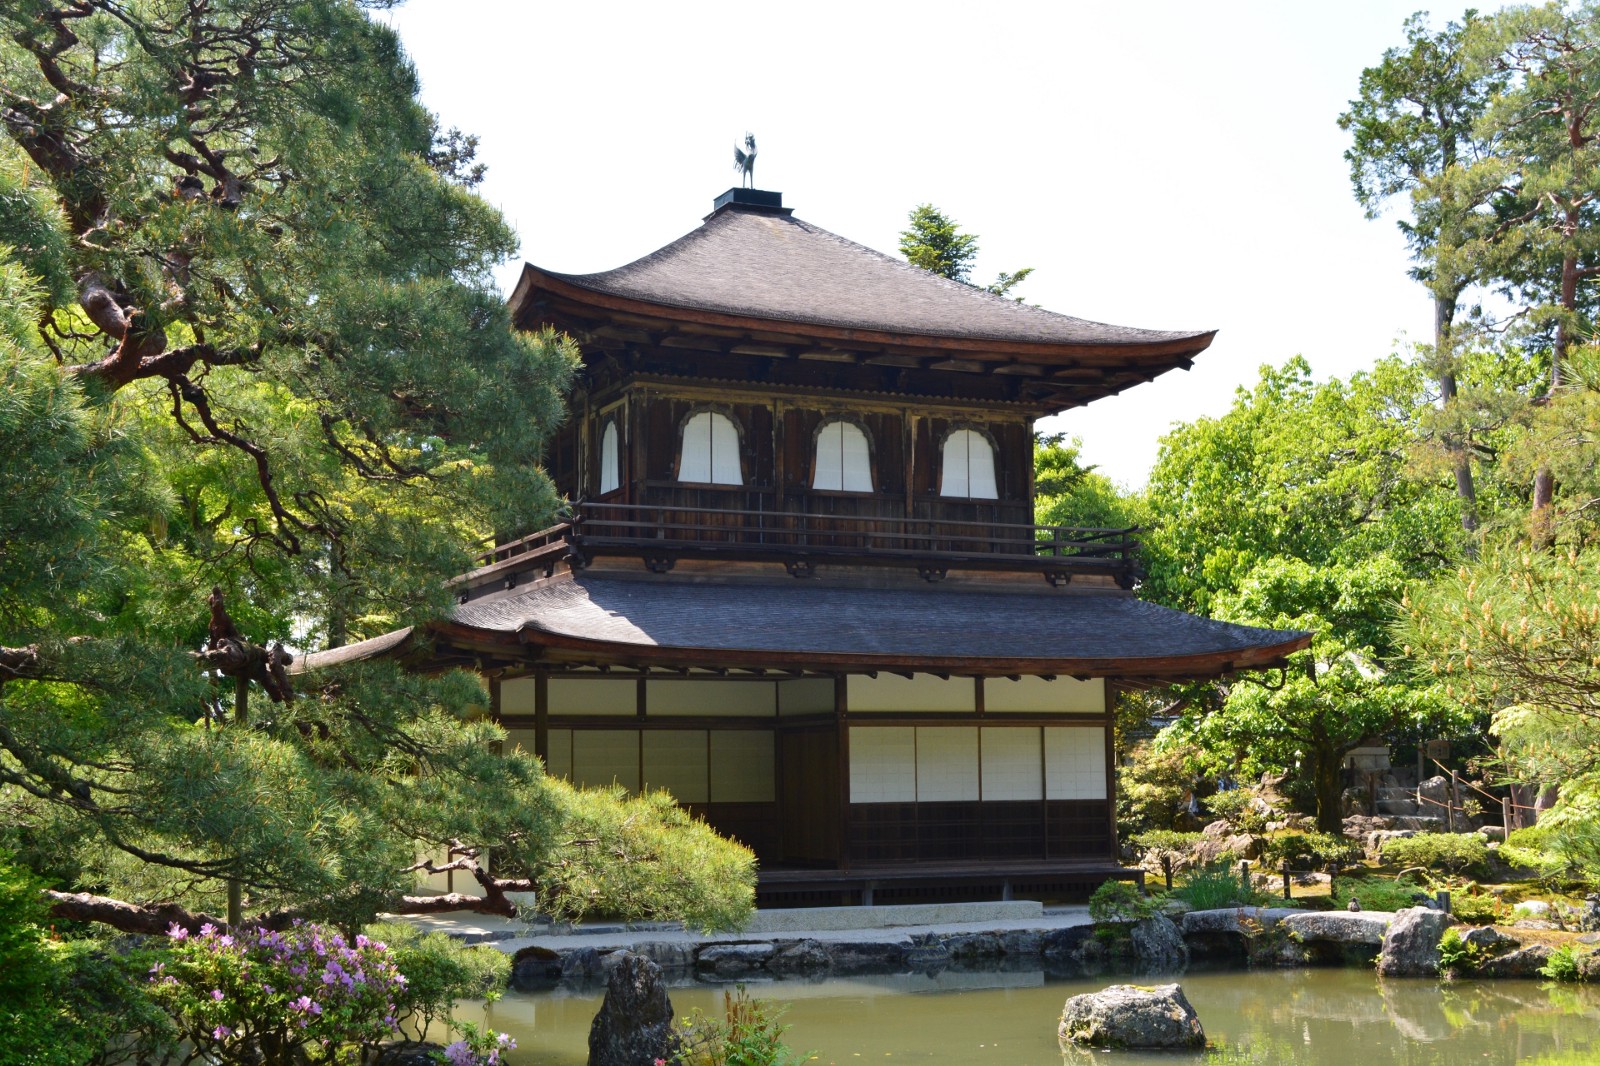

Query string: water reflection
476 967 1600 1066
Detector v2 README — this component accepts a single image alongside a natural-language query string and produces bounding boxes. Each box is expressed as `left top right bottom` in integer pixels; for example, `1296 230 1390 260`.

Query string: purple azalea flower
167 924 189 940
212 1025 233 1040
210 989 224 1002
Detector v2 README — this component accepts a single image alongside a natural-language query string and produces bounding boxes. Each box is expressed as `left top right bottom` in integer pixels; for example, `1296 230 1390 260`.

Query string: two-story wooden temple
310 188 1309 906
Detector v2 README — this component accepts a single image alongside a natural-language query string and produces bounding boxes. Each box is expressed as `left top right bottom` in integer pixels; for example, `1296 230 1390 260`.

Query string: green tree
1140 357 1475 830
1033 433 1138 531
1472 2 1600 546
0 0 753 939
1340 8 1505 541
899 203 1033 297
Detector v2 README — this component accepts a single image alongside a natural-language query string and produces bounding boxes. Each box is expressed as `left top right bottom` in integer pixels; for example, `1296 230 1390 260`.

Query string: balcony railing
470 502 1141 588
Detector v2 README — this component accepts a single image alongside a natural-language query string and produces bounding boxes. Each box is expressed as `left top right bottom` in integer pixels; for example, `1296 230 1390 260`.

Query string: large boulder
1058 983 1206 1050
1580 895 1600 934
587 953 678 1066
1281 911 1393 946
1476 943 1554 978
1130 915 1189 973
1377 907 1452 977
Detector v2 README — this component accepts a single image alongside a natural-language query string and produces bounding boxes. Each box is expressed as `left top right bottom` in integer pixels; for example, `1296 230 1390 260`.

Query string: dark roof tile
537 205 1211 348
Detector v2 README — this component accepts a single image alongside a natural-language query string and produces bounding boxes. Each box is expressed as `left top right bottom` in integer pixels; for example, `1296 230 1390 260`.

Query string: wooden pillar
533 668 549 766
1104 680 1120 862
487 675 504 757
903 411 916 520
836 674 851 871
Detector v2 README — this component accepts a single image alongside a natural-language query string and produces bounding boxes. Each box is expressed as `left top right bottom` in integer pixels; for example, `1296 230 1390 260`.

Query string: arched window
679 411 742 485
813 420 873 492
598 420 620 494
940 428 998 499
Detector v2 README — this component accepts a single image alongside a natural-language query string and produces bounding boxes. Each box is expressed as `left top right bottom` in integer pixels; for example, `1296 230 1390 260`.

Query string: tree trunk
1434 293 1480 546
1533 251 1578 549
1313 743 1346 835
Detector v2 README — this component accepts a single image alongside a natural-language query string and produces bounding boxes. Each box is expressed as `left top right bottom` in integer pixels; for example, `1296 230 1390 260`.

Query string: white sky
383 0 1471 488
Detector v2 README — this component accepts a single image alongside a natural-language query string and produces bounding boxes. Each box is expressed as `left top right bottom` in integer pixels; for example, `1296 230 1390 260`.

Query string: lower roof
301 571 1310 680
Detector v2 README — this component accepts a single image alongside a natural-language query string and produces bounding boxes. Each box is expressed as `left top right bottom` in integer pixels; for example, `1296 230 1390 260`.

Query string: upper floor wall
548 378 1037 527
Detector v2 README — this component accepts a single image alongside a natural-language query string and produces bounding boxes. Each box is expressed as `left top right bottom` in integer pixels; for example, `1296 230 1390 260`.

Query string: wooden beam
836 674 851 872
533 668 549 765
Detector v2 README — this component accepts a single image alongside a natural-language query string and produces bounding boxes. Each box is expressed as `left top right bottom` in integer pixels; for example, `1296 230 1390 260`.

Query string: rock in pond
1130 915 1189 972
1058 983 1206 1050
588 952 678 1066
1377 907 1452 977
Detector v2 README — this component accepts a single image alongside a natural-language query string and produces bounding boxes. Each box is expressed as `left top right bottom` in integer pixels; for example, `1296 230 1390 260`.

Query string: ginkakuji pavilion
309 188 1309 906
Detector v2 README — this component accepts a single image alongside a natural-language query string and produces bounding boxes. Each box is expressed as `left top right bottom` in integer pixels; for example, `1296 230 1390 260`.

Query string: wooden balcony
469 501 1142 590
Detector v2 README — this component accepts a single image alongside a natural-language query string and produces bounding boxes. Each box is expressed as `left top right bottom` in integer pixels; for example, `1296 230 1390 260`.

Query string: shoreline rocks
508 909 1576 992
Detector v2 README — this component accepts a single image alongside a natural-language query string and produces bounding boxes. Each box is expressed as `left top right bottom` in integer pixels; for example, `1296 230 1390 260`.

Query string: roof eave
512 264 1217 366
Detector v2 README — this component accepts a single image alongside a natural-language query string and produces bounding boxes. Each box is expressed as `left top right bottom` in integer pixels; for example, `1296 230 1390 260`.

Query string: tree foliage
898 202 1033 297
1130 358 1474 831
0 0 753 943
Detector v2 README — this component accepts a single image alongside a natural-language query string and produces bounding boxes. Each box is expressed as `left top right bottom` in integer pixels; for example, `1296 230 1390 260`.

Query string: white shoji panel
1044 727 1107 800
642 730 709 803
980 727 1043 801
848 726 917 803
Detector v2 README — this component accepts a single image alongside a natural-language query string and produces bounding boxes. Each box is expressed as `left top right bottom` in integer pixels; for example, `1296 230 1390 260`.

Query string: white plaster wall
980 727 1043 800
777 678 834 716
1044 726 1106 800
550 677 637 716
847 673 974 713
503 676 637 717
546 729 572 779
646 679 775 717
985 676 1106 714
571 729 639 791
915 727 979 802
642 730 709 802
848 726 916 802
708 731 775 802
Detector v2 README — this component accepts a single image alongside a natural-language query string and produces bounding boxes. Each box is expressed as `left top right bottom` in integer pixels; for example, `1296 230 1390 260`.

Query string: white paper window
598 420 620 494
679 412 741 485
1044 726 1107 800
939 429 998 498
813 421 873 492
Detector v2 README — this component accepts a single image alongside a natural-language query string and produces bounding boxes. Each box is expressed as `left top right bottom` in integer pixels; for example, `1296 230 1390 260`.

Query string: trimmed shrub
1205 790 1270 834
1088 879 1165 924
1260 832 1360 871
1380 833 1489 876
1332 875 1426 912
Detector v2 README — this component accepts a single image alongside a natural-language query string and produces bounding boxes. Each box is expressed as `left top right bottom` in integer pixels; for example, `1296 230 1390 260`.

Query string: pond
470 967 1600 1066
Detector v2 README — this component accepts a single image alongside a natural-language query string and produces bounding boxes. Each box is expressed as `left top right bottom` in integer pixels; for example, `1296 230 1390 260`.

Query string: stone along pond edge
499 904 1600 990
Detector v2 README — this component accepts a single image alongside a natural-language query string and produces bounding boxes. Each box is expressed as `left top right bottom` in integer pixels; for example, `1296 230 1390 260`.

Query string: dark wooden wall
548 378 1039 533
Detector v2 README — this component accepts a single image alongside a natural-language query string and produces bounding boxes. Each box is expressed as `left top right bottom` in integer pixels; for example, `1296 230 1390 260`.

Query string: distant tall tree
1475 3 1600 547
1340 9 1503 542
734 133 758 188
899 203 1033 297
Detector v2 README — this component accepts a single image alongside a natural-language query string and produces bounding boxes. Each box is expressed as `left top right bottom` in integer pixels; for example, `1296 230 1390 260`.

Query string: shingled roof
287 572 1307 679
532 201 1208 350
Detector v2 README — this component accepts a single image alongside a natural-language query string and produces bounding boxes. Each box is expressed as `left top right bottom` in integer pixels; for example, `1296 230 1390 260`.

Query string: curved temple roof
301 573 1310 680
510 193 1217 404
532 205 1210 349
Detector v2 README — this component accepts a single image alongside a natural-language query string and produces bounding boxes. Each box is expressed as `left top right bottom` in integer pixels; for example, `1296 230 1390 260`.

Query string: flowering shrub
147 920 514 1065
149 922 406 1064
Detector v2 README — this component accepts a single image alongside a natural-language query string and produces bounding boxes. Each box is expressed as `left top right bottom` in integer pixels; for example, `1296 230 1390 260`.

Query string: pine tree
0 0 753 935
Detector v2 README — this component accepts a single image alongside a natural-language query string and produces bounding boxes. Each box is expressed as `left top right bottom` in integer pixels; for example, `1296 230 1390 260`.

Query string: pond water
471 967 1600 1066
